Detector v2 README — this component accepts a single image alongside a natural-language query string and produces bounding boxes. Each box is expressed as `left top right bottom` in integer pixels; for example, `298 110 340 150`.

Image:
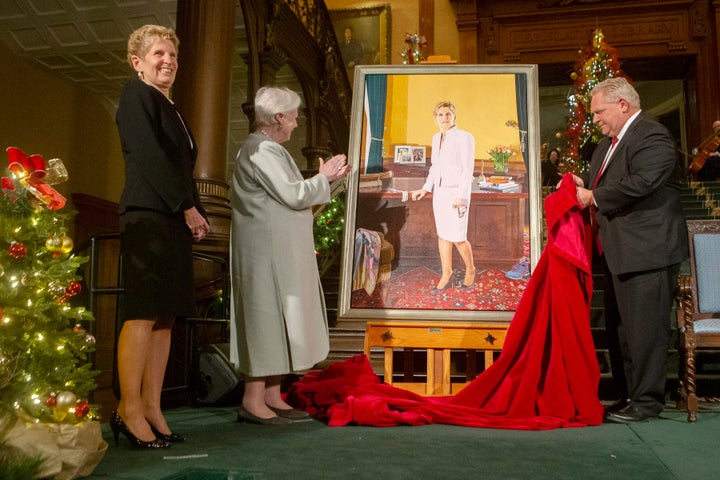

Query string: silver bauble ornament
55 390 78 408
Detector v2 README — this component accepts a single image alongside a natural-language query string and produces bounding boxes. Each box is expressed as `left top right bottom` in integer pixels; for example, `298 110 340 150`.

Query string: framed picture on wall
339 64 542 322
330 5 391 68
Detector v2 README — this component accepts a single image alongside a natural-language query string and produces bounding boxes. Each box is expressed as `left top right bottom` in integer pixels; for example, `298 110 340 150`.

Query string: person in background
411 101 476 292
574 77 688 423
695 119 720 181
114 24 209 448
230 86 350 425
541 148 563 187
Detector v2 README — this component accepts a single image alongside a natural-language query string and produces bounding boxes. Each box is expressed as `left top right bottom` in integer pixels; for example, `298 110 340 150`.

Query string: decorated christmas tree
314 194 345 257
1 146 105 479
313 193 345 280
561 29 624 174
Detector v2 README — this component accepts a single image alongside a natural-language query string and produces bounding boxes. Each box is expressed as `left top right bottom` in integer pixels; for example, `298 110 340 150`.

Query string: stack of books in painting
477 176 521 193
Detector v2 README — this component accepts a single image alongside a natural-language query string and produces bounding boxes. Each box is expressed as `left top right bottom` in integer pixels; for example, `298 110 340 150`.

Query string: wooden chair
676 219 720 422
363 321 508 396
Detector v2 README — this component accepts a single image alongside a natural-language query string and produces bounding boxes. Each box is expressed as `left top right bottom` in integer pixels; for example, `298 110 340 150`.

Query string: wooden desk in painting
355 176 527 273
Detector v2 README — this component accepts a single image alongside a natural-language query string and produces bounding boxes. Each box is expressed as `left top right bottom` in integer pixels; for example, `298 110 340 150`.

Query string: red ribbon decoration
7 146 47 179
3 146 66 210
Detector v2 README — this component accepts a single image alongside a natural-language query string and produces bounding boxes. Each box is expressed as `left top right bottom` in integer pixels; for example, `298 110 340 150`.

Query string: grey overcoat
229 133 331 377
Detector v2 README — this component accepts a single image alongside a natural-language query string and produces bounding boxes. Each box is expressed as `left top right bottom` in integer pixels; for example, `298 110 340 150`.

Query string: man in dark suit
339 26 364 69
574 77 688 423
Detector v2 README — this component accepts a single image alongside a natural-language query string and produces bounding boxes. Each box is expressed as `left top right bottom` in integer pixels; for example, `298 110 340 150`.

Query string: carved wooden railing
238 0 353 161
282 0 354 122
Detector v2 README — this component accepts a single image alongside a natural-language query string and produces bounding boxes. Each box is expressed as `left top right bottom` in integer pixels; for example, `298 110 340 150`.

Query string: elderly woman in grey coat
230 86 350 425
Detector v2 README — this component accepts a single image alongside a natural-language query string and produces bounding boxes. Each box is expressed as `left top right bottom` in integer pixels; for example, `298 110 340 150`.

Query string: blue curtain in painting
515 73 529 169
365 74 387 173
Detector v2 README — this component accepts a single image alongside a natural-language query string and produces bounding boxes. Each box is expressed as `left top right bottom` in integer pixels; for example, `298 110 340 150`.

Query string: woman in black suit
574 77 687 423
112 24 209 448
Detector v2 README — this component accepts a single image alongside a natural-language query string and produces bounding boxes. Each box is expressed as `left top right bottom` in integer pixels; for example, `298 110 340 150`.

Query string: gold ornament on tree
60 234 74 253
46 234 63 251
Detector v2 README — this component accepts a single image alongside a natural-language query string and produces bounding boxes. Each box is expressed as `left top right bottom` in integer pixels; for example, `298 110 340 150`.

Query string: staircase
680 180 720 219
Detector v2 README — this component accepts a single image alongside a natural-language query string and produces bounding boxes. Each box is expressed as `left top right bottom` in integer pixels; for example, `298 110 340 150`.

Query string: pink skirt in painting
432 184 470 242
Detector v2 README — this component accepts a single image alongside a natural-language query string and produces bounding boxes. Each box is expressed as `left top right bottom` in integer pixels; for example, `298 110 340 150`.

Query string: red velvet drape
287 176 604 429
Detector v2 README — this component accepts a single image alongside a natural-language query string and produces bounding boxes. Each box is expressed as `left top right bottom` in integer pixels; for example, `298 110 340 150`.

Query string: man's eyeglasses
457 204 468 218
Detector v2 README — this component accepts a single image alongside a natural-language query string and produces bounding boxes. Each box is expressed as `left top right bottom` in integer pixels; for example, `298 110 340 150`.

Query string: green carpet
87 404 720 479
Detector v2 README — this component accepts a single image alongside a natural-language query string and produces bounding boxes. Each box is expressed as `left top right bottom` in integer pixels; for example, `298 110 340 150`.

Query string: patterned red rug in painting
351 266 528 311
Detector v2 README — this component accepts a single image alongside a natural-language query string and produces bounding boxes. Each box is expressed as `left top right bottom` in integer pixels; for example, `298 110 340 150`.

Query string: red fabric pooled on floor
286 175 605 429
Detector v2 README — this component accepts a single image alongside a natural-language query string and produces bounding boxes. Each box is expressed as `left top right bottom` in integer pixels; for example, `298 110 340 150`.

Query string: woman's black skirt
119 209 196 321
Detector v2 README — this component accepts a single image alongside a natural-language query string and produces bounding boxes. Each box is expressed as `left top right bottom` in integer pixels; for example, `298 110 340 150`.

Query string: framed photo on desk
339 64 542 322
394 145 425 164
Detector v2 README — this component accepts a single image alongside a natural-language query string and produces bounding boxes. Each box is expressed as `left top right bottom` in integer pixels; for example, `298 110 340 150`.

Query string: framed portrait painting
338 64 542 322
330 5 391 68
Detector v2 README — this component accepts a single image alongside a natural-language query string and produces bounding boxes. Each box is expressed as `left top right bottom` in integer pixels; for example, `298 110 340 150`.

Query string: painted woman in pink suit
411 101 476 291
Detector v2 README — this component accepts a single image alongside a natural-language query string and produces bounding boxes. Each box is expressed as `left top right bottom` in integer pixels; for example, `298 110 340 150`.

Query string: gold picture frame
338 64 542 322
330 5 391 67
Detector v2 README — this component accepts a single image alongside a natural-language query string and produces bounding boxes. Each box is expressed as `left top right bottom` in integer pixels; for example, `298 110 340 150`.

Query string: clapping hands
319 154 350 182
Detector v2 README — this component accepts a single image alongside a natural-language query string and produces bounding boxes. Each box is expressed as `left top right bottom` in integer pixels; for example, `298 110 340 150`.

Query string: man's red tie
592 137 618 188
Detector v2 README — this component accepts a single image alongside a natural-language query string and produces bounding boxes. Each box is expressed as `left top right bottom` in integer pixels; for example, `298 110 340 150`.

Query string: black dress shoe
267 405 311 420
604 403 657 424
604 398 630 413
236 406 293 425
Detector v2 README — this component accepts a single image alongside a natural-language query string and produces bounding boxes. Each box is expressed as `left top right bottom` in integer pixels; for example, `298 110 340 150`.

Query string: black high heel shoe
432 272 454 293
109 411 171 449
150 424 186 443
431 280 452 293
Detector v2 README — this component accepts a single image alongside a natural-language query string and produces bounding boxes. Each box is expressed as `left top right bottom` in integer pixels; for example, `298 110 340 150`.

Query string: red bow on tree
3 146 66 210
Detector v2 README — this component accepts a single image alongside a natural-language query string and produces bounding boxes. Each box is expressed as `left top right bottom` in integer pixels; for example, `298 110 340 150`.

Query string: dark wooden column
173 0 234 181
172 0 235 255
420 0 435 56
713 0 720 122
450 0 479 63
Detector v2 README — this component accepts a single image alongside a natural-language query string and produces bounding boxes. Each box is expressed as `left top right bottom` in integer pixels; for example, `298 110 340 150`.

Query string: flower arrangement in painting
487 145 514 173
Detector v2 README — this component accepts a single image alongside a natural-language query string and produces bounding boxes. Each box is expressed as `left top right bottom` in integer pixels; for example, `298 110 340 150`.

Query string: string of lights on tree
0 147 99 425
313 193 345 261
561 29 624 174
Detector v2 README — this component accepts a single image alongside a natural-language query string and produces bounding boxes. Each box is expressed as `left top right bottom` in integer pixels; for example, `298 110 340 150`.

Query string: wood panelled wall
450 0 720 145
